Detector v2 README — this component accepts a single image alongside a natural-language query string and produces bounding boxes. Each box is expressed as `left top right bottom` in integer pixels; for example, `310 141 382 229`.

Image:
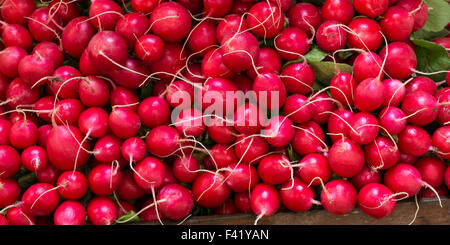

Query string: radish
0 178 20 208
56 171 88 200
348 18 382 51
174 108 206 137
0 214 8 225
431 126 450 160
281 62 315 95
109 107 141 139
234 135 269 164
135 34 165 64
258 154 292 185
149 2 191 43
269 0 293 12
0 119 11 145
137 197 164 222
233 103 265 135
234 192 252 213
316 20 347 52
445 167 450 190
110 86 140 112
48 66 82 99
121 137 147 163
354 77 385 112
93 135 122 163
187 20 217 56
172 155 199 183
116 170 145 200
48 0 81 25
78 76 111 107
399 152 418 165
27 7 62 42
6 206 35 225
321 179 357 215
358 183 396 219
378 106 407 135
78 107 109 138
1 0 36 25
54 98 84 126
353 51 382 83
380 6 414 42
138 96 170 128
1 22 34 50
88 163 122 196
209 144 238 169
287 3 321 37
283 94 313 124
87 196 117 225
349 112 379 145
250 183 280 223
207 116 238 144
216 14 248 44
32 41 63 68
36 164 61 186
330 72 356 107
21 146 48 172
280 177 317 212
79 50 101 76
203 0 233 17
54 201 86 225
310 91 337 124
401 91 439 126
420 185 448 198
109 58 150 89
165 80 195 109
87 31 128 74
379 42 417 80
263 115 295 147
18 54 55 88
133 156 166 192
382 78 405 107
9 119 38 150
21 183 60 216
328 138 365 178
213 199 237 215
115 12 149 48
146 125 181 158
192 172 231 208
292 121 326 155
327 108 354 142
353 0 389 18
246 1 284 38
365 136 399 170
398 125 431 157
253 72 287 110
274 27 310 61
201 49 235 80
232 0 252 15
225 163 259 192
89 0 124 31
405 76 437 96
157 184 194 220
0 46 27 78
416 157 446 188
62 17 96 58
322 0 354 25
298 153 332 186
150 44 187 80
396 0 428 31
220 31 260 72
247 47 281 79
350 166 381 190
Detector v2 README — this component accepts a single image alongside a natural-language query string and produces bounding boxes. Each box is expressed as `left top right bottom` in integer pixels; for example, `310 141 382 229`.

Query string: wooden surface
140 198 449 225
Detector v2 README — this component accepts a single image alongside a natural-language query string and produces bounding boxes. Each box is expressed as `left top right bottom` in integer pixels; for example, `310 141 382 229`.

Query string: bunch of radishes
0 0 449 226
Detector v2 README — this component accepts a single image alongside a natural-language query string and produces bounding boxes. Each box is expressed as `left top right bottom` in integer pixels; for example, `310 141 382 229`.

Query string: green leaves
309 62 353 86
116 211 141 224
412 39 450 81
422 0 450 32
305 47 328 63
413 29 450 41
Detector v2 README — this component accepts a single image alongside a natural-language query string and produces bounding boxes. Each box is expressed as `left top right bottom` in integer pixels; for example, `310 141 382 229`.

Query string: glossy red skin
257 154 291 185
1 24 34 50
203 0 233 17
48 0 80 25
328 138 365 178
175 108 206 137
247 48 281 79
275 27 310 60
445 167 450 190
280 178 315 212
380 6 414 42
62 17 96 58
432 126 450 160
350 166 381 190
6 207 36 225
109 58 150 89
216 14 248 44
416 157 446 188
188 20 217 56
1 0 36 25
165 80 194 109
150 43 187 80
269 0 292 12
234 135 269 164
382 79 405 107
150 2 191 43
89 0 123 30
0 214 8 225
8 111 39 126
131 0 161 14
109 108 141 139
399 152 418 165
353 52 383 83
78 107 109 138
35 164 60 186
378 106 407 135
22 183 60 216
0 119 12 145
33 42 63 68
79 49 101 76
354 0 389 18
115 13 149 48
56 171 88 200
401 91 439 126
18 54 55 88
0 178 20 208
310 92 337 124
281 62 315 95
209 144 238 170
157 184 195 220
253 72 287 110
79 76 110 107
135 34 165 64
0 46 27 78
27 8 62 42
192 172 231 208
110 87 140 112
172 156 199 183
116 170 145 200
220 32 260 72
233 103 266 135
234 192 252 213
384 163 423 197
183 63 204 84
406 77 436 97
322 0 354 25
9 120 38 150
21 146 48 172
213 199 237 215
398 125 431 157
250 183 280 216
247 1 284 38
316 20 347 52
263 116 295 147
231 0 253 15
87 197 117 225
207 116 238 144
87 31 128 74
138 97 170 128
379 42 417 80
419 185 448 198
354 78 384 112
349 112 379 145
298 153 331 186
54 201 86 225
54 99 84 126
365 136 399 170
397 0 428 31
327 108 354 142
292 121 326 156
0 75 8 101
201 48 234 80
358 183 396 219
225 163 258 192
283 94 313 124
321 180 357 215
48 66 82 99
146 125 181 157
348 18 382 51
133 157 166 191
432 37 450 55
88 163 122 196
93 135 122 163
288 3 321 37
330 72 356 107
121 137 146 163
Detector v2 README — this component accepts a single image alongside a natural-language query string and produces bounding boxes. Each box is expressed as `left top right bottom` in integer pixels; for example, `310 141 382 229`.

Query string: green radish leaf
116 211 141 224
305 47 328 63
309 62 353 85
422 0 450 32
413 29 450 41
412 39 450 81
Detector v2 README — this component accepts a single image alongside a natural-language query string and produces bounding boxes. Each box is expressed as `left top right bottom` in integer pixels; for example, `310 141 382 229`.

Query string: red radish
316 20 347 52
353 52 383 83
358 183 396 219
330 72 356 107
399 152 418 165
0 74 8 101
380 6 414 41
203 0 233 17
192 172 231 208
1 0 36 25
269 0 293 12
109 107 141 139
135 34 165 64
349 112 379 145
165 80 195 109
48 0 81 25
379 42 417 80
328 138 365 178
384 163 437 198
201 49 235 80
0 46 27 78
231 0 253 15
208 144 238 170
250 183 280 220
62 17 96 58
253 72 287 110
174 108 205 137
322 0 354 25
116 170 145 200
172 155 199 183
54 201 86 225
157 184 194 220
350 166 381 190
33 45 62 72
398 125 431 157
87 197 117 225
416 157 446 188
321 179 357 215
419 185 448 198
275 27 310 60
88 163 122 196
149 2 191 43
310 91 337 124
258 154 291 185
401 91 438 126
280 177 316 212
138 97 170 128
87 31 128 74
110 87 140 112
327 108 354 142
1 23 34 50
0 215 8 225
431 126 450 160
353 0 389 18
150 44 187 80
216 14 248 43
292 121 326 155
298 153 331 186
378 106 407 135
283 94 313 124
22 183 60 216
365 136 399 170
131 0 161 14
146 125 181 158
247 47 281 79
0 178 20 208
263 116 295 147
397 0 428 31
53 98 84 126
93 135 122 163
187 20 217 56
48 66 82 99
21 146 48 172
246 1 284 38
213 199 237 215
9 120 38 150
348 17 382 51
234 192 252 213
56 171 88 200
133 157 166 192
79 49 101 76
0 119 11 145
27 7 62 42
109 58 150 89
445 167 450 190
281 62 315 95
46 125 91 171
207 116 238 144
382 78 405 107
6 206 35 225
18 54 55 88
121 137 146 163
8 111 39 127
36 164 61 185
78 76 110 107
405 76 437 95
220 32 260 72
78 107 109 138
234 135 269 164
89 0 124 31
115 12 149 48
225 163 259 192
287 3 321 37
233 103 265 135
137 197 164 222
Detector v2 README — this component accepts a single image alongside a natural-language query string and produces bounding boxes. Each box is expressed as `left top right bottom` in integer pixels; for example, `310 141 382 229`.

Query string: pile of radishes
0 0 449 226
